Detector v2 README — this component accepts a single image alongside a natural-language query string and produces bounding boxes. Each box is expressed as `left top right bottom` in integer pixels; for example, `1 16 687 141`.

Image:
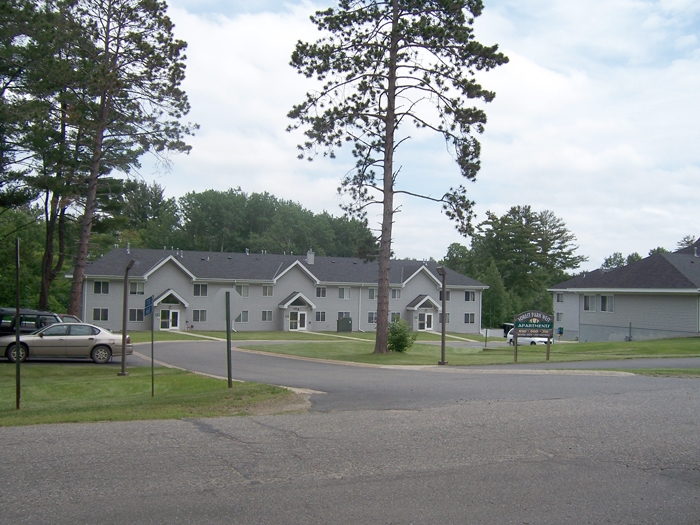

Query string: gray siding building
549 240 700 342
80 248 487 334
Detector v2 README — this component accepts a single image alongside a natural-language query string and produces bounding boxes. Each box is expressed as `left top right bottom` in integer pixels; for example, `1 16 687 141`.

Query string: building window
128 308 144 322
338 311 351 319
262 285 273 297
368 311 377 324
439 290 451 301
583 295 595 312
600 295 614 312
556 312 564 322
464 313 475 324
262 310 273 322
339 287 350 300
193 310 207 322
92 308 108 321
465 291 475 302
235 311 249 323
316 311 326 322
316 287 327 298
130 282 144 295
439 312 450 324
368 288 377 300
391 289 401 299
94 281 109 295
391 312 401 323
556 292 564 303
194 284 208 297
235 284 249 297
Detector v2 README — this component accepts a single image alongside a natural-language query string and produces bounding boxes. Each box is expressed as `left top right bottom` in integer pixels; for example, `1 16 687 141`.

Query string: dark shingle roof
550 239 700 291
84 248 486 288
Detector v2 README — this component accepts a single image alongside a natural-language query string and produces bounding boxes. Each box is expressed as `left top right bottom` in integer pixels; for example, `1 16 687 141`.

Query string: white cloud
148 0 700 270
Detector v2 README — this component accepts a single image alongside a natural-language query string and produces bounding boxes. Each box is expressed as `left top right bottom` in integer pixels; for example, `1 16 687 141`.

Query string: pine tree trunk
374 0 400 355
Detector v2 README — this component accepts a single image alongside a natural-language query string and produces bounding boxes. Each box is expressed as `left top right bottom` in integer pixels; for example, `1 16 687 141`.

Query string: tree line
0 183 378 310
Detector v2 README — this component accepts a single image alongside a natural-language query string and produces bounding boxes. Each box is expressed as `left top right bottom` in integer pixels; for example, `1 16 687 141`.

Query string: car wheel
91 345 111 364
508 340 514 345
530 341 537 345
7 343 27 363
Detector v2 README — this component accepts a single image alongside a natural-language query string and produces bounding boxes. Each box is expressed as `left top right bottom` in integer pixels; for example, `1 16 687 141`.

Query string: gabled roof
278 291 316 310
550 238 700 292
405 294 442 311
83 248 487 288
153 289 190 307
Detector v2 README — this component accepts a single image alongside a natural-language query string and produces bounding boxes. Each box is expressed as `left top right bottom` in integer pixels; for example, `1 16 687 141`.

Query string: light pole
119 258 135 376
436 266 447 365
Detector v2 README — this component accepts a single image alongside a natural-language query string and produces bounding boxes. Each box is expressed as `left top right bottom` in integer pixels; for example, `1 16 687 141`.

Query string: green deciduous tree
442 206 586 325
289 0 507 353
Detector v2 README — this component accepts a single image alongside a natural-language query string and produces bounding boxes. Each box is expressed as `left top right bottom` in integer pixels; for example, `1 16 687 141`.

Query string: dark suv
0 308 62 336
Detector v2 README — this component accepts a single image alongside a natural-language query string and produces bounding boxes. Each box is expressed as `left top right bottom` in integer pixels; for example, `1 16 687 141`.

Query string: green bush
387 319 417 353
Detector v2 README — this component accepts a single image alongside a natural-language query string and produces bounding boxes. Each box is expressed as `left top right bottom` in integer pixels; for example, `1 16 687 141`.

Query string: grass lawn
237 336 700 367
0 365 297 427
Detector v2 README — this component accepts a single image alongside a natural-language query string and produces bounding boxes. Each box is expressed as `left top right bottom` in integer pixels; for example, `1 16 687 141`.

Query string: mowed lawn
237 336 700 367
129 329 700 367
0 365 297 427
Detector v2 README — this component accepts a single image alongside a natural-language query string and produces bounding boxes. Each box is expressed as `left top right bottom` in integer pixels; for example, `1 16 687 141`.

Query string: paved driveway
1 341 698 524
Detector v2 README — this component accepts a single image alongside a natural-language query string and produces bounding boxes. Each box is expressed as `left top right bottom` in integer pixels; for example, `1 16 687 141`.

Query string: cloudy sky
146 0 699 270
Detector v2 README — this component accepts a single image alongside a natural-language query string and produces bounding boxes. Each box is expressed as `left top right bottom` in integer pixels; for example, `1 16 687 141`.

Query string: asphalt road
1 341 698 524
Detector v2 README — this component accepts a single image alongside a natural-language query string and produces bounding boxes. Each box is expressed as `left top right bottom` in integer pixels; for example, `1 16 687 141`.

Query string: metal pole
226 292 232 388
151 309 155 396
437 266 447 365
119 259 135 376
15 238 20 410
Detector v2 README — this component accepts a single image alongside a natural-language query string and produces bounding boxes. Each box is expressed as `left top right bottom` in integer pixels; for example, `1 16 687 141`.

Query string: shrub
387 319 417 353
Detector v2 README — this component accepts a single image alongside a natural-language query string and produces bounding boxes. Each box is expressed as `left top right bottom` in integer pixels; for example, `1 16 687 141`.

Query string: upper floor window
130 282 144 295
194 283 208 297
368 288 377 300
94 281 109 295
439 290 451 301
338 287 350 300
600 295 614 312
391 289 401 299
465 291 475 302
556 292 564 303
583 295 595 312
316 287 327 298
235 284 249 298
262 285 273 297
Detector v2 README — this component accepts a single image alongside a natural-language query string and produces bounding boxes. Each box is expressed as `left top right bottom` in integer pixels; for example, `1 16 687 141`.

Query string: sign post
145 296 154 396
513 310 554 363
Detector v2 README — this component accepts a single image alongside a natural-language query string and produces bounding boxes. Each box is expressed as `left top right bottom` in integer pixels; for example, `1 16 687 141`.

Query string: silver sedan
1 323 133 364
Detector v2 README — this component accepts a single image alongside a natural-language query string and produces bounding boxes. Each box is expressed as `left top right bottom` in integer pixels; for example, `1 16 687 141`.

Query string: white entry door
418 312 433 331
160 309 180 330
289 311 307 331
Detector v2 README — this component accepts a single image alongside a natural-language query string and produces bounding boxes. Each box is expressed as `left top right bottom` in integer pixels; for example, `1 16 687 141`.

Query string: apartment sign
514 310 553 338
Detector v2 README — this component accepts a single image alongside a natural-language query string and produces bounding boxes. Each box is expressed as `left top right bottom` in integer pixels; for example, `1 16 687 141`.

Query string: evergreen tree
289 0 507 353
